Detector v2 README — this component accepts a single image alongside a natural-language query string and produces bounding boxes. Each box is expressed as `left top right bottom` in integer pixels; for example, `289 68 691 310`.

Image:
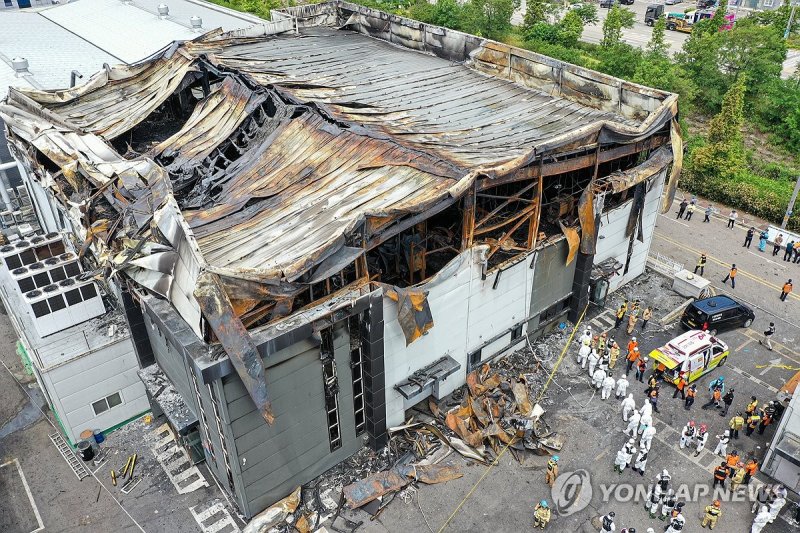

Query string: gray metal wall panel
528 239 575 331
224 322 360 516
144 312 196 413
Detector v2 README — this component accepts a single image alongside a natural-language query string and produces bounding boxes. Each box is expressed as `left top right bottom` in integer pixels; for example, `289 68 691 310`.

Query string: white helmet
662 469 669 477
628 393 634 399
632 337 637 342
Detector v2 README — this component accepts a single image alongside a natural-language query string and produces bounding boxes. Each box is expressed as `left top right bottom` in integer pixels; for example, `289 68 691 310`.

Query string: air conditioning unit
1 232 64 271
24 277 105 337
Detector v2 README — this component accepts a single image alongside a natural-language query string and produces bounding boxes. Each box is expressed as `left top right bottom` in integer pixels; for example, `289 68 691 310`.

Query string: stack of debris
443 364 564 459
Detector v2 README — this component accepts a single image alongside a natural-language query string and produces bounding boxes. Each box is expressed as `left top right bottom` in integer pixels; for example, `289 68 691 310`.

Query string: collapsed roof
0 1 680 424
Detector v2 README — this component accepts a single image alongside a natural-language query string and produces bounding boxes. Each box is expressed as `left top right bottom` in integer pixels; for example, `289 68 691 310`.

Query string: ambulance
648 330 730 384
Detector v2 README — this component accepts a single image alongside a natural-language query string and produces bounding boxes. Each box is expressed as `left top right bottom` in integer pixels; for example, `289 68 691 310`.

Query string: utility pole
781 175 800 229
786 3 798 40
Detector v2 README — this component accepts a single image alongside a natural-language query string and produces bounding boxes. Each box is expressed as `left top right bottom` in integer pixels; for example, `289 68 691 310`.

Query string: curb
660 297 693 326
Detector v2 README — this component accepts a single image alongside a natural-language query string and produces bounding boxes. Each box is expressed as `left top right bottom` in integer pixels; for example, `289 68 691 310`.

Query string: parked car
680 295 755 333
697 0 716 7
665 0 683 5
600 0 616 7
620 0 634 4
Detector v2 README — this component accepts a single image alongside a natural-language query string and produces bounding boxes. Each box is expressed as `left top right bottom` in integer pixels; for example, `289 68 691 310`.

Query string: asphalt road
651 196 800 359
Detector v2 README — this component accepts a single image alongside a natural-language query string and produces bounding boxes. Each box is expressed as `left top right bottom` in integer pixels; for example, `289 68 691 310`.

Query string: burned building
0 1 681 518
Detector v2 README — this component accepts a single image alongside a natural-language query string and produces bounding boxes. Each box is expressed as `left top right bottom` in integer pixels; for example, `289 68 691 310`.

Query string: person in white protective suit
767 495 786 523
645 485 661 518
638 411 653 435
588 349 600 377
614 439 636 473
713 430 730 457
679 421 696 449
751 506 770 533
578 343 591 368
602 374 616 400
621 393 636 421
624 410 641 437
580 327 592 347
615 374 629 399
694 423 709 457
592 368 606 390
632 447 648 475
640 400 652 418
640 425 656 451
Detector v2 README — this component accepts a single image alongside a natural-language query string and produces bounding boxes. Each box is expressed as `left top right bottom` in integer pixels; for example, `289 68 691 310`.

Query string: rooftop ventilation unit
24 277 104 337
1 233 66 270
157 4 169 18
190 15 202 30
11 57 29 76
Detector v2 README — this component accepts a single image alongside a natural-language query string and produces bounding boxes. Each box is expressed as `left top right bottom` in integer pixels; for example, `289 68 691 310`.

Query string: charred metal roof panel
206 27 639 168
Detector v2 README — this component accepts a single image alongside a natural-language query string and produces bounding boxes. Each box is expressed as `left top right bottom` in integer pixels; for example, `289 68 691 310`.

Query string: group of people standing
614 299 653 335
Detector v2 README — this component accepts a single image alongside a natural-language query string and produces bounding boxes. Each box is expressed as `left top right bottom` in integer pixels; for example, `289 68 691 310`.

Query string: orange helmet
713 500 720 507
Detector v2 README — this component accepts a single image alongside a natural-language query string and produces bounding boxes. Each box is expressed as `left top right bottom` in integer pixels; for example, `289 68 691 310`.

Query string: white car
665 0 683 5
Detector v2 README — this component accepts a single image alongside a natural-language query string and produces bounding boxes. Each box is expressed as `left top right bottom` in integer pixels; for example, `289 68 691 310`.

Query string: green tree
598 43 642 79
689 76 747 179
601 5 635 48
463 0 519 40
522 0 549 32
756 77 800 153
557 9 585 48
571 3 598 25
646 15 668 57
409 0 464 29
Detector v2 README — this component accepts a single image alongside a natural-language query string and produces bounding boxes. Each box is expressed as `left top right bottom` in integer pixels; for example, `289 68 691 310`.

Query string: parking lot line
0 459 44 533
734 338 754 352
742 329 800 365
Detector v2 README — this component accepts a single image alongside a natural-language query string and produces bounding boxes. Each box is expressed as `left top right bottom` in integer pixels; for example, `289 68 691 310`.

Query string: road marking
655 233 800 302
659 213 690 228
729 365 779 394
0 459 45 533
742 329 800 364
747 250 785 268
189 501 241 533
735 338 754 352
150 424 209 495
760 357 782 376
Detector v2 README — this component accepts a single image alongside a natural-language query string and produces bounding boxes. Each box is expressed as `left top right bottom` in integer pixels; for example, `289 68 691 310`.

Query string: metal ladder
49 432 90 480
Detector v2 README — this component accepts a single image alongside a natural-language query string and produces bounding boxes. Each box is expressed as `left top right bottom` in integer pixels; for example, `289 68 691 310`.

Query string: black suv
680 295 755 333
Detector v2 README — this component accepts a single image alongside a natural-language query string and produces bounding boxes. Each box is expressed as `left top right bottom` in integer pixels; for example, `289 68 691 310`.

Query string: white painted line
0 459 45 533
747 250 786 268
658 213 690 228
190 501 241 533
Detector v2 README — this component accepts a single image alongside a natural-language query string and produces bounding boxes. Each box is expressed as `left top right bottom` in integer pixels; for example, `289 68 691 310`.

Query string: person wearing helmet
701 500 722 529
545 455 559 487
660 489 677 521
609 339 621 369
640 424 656 452
615 301 628 329
713 430 730 457
680 421 696 449
655 469 671 495
729 411 745 439
730 462 746 492
713 461 729 488
684 384 697 410
665 506 686 533
580 327 593 347
598 332 608 354
601 511 616 532
577 341 591 369
533 499 550 529
635 356 647 383
695 423 709 456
